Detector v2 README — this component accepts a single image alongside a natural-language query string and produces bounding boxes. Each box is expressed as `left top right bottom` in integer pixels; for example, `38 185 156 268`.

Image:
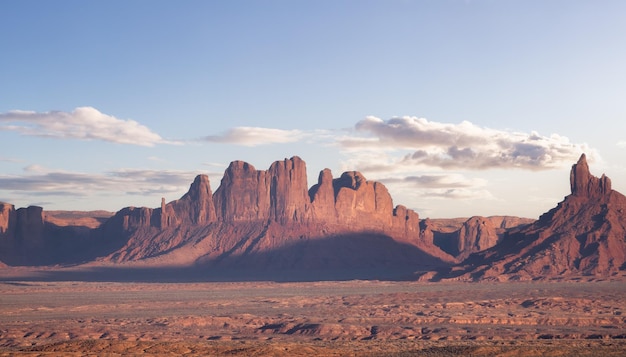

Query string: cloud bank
204 127 306 146
340 116 591 171
0 107 171 146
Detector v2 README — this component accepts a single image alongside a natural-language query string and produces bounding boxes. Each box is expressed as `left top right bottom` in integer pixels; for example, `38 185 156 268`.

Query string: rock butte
0 154 624 281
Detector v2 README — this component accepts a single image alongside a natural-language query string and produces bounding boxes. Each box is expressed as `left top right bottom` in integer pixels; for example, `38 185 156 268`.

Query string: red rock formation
333 171 393 229
309 168 337 221
90 156 454 268
570 153 611 198
455 217 498 261
393 205 420 235
0 202 15 235
0 156 468 270
165 174 217 226
267 157 310 224
15 206 44 249
213 161 271 222
440 154 626 281
0 204 45 265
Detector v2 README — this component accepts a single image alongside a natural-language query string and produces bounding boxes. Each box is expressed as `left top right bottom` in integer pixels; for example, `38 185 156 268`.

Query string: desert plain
1 277 625 356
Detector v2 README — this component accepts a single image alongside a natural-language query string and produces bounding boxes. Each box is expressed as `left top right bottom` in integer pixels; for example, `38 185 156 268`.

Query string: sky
1 0 625 219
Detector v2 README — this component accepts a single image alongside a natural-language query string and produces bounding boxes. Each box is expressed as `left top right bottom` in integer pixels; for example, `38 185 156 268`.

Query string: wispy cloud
0 167 201 199
203 127 306 146
339 116 592 172
0 106 174 146
421 187 495 200
378 173 492 202
0 156 21 163
379 174 488 189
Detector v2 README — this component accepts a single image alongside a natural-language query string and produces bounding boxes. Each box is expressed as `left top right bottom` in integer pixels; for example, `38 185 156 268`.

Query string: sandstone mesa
0 154 624 281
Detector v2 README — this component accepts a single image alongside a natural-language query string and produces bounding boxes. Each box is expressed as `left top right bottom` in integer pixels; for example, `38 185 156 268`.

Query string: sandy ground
1 280 625 356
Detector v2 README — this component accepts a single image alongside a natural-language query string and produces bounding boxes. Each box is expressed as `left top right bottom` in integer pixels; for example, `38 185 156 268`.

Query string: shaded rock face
456 217 499 261
0 204 45 265
427 216 531 260
440 154 626 281
15 206 45 247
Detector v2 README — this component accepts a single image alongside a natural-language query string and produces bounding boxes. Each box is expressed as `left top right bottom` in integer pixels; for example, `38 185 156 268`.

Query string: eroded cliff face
268 156 311 224
164 174 217 226
0 204 45 265
106 156 424 237
438 154 626 281
2 155 555 272
570 153 611 198
455 217 499 261
308 169 420 236
213 161 272 222
92 156 451 267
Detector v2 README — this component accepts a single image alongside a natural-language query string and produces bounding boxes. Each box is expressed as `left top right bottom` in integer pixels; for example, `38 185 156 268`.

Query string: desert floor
1 278 625 356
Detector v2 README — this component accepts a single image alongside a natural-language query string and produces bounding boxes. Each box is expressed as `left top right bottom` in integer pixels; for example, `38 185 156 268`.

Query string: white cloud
0 106 173 146
339 116 593 171
618 141 626 148
203 127 306 146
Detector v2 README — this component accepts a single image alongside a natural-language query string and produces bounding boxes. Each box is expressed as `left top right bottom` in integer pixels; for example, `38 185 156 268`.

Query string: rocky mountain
431 154 626 281
2 154 623 282
94 157 454 275
0 156 470 276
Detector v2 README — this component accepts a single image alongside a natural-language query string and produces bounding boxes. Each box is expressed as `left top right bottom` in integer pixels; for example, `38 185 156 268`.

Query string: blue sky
1 0 625 218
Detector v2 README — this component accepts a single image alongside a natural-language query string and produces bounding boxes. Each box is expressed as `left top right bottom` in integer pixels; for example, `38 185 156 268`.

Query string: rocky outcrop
434 154 626 281
102 174 218 234
0 204 45 265
570 153 611 198
164 174 217 226
0 155 543 274
268 157 311 223
332 171 393 229
309 169 337 221
455 216 499 261
213 160 272 222
92 156 449 268
308 169 421 236
15 206 45 249
0 202 16 235
426 216 533 260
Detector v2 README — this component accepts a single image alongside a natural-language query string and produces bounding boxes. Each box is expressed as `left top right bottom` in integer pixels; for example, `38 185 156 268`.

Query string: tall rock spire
570 153 611 198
